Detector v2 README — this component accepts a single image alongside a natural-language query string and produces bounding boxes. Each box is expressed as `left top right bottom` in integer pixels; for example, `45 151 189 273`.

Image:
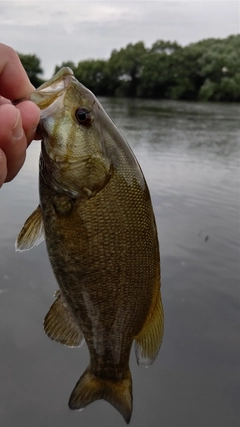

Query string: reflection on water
0 100 239 427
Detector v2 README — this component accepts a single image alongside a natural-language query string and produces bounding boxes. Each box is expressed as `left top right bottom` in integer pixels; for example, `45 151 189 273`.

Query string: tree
138 40 181 98
150 40 181 55
54 59 109 96
198 35 240 100
32 34 240 101
166 42 208 100
74 59 109 95
108 42 147 96
18 53 44 87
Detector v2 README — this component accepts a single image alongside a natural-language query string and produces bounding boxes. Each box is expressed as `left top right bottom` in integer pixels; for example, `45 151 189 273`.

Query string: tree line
19 34 240 101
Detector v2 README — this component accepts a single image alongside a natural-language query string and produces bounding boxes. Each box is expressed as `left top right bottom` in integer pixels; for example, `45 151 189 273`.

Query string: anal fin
134 290 164 367
15 205 44 251
44 291 84 348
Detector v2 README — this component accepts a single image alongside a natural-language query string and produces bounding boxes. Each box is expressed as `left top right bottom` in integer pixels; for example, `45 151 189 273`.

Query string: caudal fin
68 367 132 424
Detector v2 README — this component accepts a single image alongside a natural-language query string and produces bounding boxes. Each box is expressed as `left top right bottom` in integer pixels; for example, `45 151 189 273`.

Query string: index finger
0 43 35 100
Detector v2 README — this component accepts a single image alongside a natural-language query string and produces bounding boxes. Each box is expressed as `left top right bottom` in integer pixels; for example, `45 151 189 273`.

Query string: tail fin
68 367 132 424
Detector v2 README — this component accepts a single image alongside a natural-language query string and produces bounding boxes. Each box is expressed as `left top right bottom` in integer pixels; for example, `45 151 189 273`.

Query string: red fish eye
75 107 93 126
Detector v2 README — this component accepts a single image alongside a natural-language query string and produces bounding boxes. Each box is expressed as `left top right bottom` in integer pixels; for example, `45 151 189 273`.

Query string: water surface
0 99 239 427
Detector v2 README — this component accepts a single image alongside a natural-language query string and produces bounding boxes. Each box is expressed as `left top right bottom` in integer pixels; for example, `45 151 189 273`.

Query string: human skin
0 43 41 186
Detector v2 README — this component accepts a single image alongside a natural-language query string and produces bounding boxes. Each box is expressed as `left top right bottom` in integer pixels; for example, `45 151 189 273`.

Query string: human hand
0 43 41 186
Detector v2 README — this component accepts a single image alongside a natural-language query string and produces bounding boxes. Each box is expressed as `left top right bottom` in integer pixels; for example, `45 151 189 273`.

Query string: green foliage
197 35 240 101
18 53 44 87
19 35 240 101
74 60 110 96
198 79 217 101
138 41 181 98
54 59 110 96
108 42 147 97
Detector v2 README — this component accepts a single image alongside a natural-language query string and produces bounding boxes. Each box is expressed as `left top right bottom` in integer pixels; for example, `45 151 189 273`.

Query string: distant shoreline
19 34 240 103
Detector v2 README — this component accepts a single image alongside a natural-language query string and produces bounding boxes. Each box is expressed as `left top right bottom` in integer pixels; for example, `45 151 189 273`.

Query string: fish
16 68 164 423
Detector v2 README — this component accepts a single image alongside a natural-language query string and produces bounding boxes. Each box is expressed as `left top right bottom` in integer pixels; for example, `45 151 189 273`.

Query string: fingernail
12 110 24 139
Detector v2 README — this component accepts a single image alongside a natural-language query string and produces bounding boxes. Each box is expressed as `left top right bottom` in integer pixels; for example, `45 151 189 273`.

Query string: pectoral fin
44 291 84 348
15 205 44 251
134 291 164 367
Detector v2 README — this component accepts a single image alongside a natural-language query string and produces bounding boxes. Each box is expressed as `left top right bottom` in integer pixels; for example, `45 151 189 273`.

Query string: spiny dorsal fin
15 205 44 251
134 291 164 367
44 292 84 348
69 367 132 424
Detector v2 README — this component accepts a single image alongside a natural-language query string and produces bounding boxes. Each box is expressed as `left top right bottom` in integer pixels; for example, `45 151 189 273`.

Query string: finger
0 43 35 100
0 149 7 187
0 104 27 182
16 100 41 144
0 95 11 106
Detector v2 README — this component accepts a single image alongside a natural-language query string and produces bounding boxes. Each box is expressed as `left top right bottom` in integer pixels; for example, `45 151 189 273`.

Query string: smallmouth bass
16 68 164 423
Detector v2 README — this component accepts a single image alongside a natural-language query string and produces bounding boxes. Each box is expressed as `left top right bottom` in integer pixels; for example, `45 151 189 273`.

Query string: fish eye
75 107 93 126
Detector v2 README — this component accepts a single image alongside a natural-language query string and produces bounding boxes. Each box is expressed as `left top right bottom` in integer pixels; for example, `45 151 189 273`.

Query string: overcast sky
0 0 239 78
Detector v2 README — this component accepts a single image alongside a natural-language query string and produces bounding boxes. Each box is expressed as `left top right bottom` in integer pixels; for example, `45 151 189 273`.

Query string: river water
0 99 239 427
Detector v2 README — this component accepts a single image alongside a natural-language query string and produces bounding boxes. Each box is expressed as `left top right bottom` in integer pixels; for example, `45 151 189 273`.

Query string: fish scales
40 166 156 358
16 67 164 424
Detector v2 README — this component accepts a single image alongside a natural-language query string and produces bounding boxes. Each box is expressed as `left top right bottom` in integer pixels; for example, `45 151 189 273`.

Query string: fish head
30 68 113 198
30 67 105 162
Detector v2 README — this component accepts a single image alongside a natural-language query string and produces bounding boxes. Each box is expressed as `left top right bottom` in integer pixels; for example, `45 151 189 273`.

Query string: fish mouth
12 68 75 108
36 67 74 93
29 67 75 111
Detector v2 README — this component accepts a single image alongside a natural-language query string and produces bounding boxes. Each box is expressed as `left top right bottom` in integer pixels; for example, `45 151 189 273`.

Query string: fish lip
38 77 69 96
12 69 74 106
39 67 75 95
35 67 74 94
37 67 74 91
29 68 76 111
